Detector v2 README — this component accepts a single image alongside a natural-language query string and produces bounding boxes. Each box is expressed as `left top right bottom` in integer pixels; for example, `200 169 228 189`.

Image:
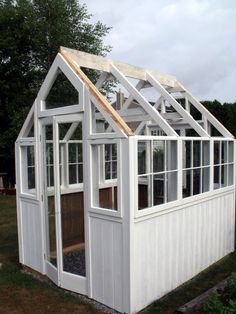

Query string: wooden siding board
132 192 235 313
90 217 123 313
20 200 43 273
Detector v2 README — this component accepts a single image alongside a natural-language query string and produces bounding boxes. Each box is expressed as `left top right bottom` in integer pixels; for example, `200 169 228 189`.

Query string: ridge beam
60 46 177 88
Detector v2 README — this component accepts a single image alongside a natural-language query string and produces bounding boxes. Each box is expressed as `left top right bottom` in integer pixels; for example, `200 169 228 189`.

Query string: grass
141 250 236 313
0 194 236 313
0 195 101 314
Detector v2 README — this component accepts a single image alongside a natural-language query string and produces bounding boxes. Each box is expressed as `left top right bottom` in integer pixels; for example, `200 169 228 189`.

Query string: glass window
183 140 210 198
138 141 148 174
214 140 234 189
104 144 117 180
153 141 165 173
46 142 54 187
92 143 119 211
138 140 178 210
21 145 36 195
68 142 83 185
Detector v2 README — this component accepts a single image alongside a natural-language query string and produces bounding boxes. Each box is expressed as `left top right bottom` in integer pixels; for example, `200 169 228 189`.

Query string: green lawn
0 195 236 313
0 196 101 314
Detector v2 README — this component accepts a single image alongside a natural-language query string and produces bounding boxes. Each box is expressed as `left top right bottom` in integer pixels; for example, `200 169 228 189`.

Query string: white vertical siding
132 191 235 313
20 199 44 273
90 216 123 313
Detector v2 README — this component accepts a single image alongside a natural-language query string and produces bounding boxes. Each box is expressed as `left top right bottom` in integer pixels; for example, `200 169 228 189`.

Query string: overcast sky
83 0 236 103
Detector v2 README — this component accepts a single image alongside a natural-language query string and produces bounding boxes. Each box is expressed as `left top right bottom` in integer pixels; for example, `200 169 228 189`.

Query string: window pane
193 168 201 195
138 141 147 175
214 165 220 189
228 141 234 163
214 141 220 164
69 165 77 184
112 144 117 160
112 161 117 179
25 146 36 191
202 141 210 166
221 141 227 164
92 144 118 211
183 141 191 168
69 143 77 163
27 146 35 166
167 171 177 202
138 175 152 210
47 165 54 187
228 164 234 185
153 140 164 173
202 167 210 192
78 143 83 162
221 165 227 187
183 169 191 198
193 141 201 167
105 144 111 161
105 162 111 180
28 167 35 190
153 174 164 205
78 164 83 183
166 141 177 171
46 143 53 165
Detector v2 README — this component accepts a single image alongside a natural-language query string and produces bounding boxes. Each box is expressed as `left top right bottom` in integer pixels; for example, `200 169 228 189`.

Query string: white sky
83 0 236 103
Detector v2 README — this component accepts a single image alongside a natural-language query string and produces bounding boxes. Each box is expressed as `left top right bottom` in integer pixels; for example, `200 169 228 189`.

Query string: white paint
132 191 235 313
20 199 44 273
15 49 236 314
90 216 123 312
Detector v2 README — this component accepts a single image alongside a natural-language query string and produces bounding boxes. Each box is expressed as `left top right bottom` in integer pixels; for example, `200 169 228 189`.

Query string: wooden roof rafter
110 63 178 136
59 46 233 139
60 49 133 136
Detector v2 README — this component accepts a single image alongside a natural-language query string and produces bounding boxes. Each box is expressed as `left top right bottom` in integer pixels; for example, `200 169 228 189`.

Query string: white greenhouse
15 47 235 313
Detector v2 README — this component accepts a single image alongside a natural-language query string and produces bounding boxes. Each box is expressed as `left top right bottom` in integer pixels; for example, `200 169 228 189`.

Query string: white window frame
137 138 178 210
89 138 122 218
213 139 234 190
182 139 211 198
19 142 37 199
134 136 235 218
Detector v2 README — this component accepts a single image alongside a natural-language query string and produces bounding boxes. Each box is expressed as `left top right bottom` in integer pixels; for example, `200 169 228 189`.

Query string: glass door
42 121 58 284
54 115 87 294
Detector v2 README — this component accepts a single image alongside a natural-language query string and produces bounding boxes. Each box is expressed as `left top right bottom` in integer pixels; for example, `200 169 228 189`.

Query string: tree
202 100 236 137
0 0 111 185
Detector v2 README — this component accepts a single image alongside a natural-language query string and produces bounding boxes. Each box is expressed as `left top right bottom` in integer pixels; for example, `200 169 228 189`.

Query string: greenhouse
15 47 235 313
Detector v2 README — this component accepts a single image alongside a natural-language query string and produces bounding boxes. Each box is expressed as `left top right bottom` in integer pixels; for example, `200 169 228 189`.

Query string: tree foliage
0 0 111 184
202 100 236 137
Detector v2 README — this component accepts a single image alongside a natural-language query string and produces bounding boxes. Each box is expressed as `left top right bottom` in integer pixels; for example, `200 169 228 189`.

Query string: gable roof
60 47 233 139
17 46 234 141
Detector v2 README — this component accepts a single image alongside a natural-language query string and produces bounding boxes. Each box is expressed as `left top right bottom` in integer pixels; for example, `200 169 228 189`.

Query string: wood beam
175 81 234 138
146 72 210 137
60 50 133 136
60 46 177 88
122 80 145 110
110 64 178 136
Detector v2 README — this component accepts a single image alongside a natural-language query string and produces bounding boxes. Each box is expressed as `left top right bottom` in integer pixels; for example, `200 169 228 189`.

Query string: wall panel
90 216 123 312
132 191 235 313
20 199 44 273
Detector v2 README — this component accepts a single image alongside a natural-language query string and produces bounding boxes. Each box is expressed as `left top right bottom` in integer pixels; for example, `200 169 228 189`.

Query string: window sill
135 185 235 221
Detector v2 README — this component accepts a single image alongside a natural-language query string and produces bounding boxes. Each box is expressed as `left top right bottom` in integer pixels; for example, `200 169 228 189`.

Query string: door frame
54 113 87 294
41 114 87 294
